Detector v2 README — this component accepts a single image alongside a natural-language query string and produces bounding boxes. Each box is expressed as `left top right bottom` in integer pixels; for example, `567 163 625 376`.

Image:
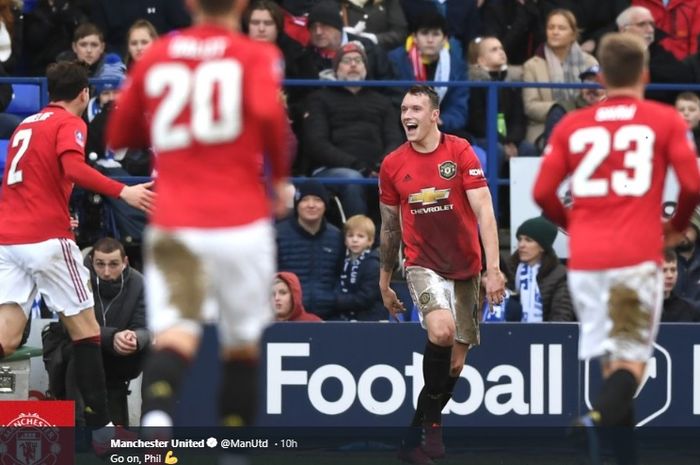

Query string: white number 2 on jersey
570 124 655 197
146 59 242 152
7 128 32 186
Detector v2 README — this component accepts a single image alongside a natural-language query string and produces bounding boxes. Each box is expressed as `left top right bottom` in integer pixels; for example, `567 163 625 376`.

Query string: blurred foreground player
107 0 290 430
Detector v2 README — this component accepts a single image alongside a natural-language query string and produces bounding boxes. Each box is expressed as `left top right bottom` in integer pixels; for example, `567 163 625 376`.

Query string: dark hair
199 0 236 15
412 11 448 35
73 22 104 43
93 237 126 259
46 61 89 102
242 0 284 35
598 32 648 88
405 85 440 109
663 248 677 263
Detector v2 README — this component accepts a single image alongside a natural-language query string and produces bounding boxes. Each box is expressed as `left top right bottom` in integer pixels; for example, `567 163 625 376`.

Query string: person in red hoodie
273 272 323 322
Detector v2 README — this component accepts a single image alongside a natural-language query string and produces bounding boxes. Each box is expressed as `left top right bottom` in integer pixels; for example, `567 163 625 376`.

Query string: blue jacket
388 39 469 132
276 217 345 319
336 248 386 321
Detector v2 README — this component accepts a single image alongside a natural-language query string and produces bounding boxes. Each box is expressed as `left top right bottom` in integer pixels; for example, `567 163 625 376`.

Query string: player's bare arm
379 202 405 319
466 186 505 305
119 181 156 214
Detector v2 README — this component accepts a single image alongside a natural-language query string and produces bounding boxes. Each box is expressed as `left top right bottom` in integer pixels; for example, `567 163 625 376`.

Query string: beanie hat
307 1 343 31
332 41 367 71
516 216 558 250
94 53 126 93
294 180 330 209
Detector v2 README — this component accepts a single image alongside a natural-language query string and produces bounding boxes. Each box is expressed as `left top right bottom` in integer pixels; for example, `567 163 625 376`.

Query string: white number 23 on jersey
570 125 655 197
146 59 242 151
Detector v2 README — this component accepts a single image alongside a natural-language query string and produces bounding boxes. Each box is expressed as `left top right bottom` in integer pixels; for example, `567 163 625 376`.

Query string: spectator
336 214 384 321
0 0 22 74
276 180 345 319
90 0 191 54
631 0 700 61
86 53 125 123
400 0 480 51
675 91 700 150
273 272 323 321
0 62 20 138
295 1 392 82
24 0 91 76
674 209 700 306
535 64 606 151
617 6 697 104
388 12 469 136
522 9 597 143
340 0 407 51
505 216 574 322
662 248 700 322
303 41 401 216
481 0 544 66
242 0 304 78
124 19 157 69
57 22 107 76
538 0 629 56
467 35 536 165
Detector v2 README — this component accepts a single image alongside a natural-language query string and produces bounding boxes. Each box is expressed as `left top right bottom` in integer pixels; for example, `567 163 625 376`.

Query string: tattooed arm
379 202 405 319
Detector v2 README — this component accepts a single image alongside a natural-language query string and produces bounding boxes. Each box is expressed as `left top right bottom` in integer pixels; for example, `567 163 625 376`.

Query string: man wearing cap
276 180 345 319
294 1 392 83
505 216 574 322
303 41 402 217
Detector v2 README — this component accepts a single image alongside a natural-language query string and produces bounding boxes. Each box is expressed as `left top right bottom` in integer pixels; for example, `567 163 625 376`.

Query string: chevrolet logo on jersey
408 188 453 215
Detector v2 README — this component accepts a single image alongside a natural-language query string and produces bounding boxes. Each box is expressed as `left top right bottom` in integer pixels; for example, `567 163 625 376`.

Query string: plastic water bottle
497 112 507 137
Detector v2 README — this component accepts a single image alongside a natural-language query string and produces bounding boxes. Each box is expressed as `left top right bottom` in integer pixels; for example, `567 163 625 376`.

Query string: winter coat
481 0 543 66
506 250 575 322
336 248 385 321
276 217 345 319
662 292 700 322
340 0 408 50
388 38 469 132
303 85 402 173
276 272 323 322
467 66 527 144
522 46 598 142
632 0 700 60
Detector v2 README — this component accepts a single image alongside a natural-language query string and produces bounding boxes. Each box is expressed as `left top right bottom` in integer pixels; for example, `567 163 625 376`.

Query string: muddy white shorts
0 238 93 316
568 261 663 362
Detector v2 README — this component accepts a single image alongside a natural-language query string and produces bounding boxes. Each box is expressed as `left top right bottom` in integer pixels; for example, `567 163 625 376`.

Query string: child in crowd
675 92 700 152
336 215 385 321
273 272 322 322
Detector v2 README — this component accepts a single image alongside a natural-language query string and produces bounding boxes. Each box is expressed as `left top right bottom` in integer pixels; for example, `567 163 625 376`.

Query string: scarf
515 262 543 322
544 41 587 103
405 36 451 103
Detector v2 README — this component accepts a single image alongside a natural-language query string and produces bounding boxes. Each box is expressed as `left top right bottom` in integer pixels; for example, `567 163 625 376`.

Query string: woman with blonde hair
522 9 598 144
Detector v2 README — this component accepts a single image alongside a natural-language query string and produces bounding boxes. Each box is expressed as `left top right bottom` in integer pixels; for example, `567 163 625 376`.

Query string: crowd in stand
4 2 700 333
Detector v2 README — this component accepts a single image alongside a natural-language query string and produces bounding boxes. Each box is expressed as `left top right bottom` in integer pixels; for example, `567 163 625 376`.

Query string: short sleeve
460 141 488 191
379 157 400 205
56 118 87 158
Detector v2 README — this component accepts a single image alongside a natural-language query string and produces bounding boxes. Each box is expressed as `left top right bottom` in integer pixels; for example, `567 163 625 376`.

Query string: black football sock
593 369 637 427
440 375 460 410
0 342 4 358
422 340 452 424
72 336 110 427
220 359 258 427
140 348 190 421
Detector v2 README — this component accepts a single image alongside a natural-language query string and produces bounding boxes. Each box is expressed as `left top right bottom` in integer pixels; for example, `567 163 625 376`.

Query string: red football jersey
379 134 487 280
107 24 289 229
0 105 122 244
534 96 700 270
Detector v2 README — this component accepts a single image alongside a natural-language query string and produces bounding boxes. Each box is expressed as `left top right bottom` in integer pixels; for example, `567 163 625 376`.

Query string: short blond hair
598 32 648 88
344 215 376 246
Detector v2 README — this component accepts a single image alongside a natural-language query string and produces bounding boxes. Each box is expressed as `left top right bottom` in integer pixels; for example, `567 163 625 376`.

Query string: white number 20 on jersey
146 59 242 151
570 125 655 197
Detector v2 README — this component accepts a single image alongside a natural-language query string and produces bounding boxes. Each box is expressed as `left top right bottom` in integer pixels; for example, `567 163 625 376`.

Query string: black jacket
662 292 700 322
481 0 543 66
467 66 527 144
303 85 402 173
90 263 150 384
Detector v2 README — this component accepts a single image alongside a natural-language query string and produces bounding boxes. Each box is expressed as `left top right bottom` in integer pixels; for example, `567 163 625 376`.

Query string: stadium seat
6 84 41 118
23 0 38 13
0 138 8 175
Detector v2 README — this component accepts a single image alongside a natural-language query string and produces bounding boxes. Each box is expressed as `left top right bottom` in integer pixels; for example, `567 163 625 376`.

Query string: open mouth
404 121 418 136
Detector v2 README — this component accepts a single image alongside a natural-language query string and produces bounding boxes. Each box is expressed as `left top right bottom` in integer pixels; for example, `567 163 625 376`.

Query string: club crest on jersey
438 161 457 180
74 130 85 148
